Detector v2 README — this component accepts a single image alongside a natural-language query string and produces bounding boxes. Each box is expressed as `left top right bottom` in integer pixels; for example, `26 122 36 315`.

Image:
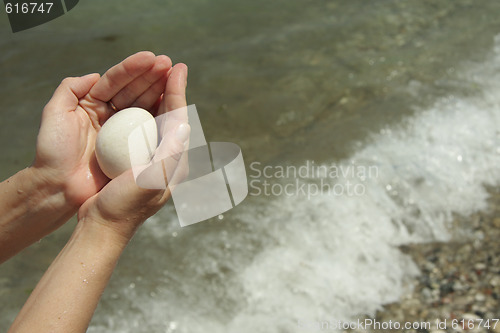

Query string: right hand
78 63 189 240
33 51 173 207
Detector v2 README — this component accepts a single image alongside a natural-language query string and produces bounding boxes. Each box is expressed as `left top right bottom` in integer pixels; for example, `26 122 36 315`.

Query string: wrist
75 215 131 254
0 167 77 262
27 165 79 212
78 204 139 248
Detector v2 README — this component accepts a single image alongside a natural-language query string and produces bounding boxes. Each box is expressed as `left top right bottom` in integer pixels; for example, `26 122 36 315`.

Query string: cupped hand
78 63 188 239
33 51 172 206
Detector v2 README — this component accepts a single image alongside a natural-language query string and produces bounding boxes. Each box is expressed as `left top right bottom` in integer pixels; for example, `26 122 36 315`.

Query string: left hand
33 51 172 206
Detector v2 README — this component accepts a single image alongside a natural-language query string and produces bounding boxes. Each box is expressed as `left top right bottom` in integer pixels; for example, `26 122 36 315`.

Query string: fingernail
175 123 190 146
183 66 188 85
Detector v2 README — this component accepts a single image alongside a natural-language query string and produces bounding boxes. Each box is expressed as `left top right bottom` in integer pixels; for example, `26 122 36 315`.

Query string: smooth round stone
96 107 158 179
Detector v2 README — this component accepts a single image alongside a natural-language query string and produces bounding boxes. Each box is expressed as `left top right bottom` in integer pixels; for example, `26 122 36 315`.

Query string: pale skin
0 51 188 332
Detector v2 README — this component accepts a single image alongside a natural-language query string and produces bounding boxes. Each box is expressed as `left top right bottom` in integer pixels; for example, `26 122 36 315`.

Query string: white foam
231 87 499 332
88 37 500 333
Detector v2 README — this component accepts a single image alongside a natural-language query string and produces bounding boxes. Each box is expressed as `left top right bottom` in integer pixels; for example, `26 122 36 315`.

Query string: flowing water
0 1 500 332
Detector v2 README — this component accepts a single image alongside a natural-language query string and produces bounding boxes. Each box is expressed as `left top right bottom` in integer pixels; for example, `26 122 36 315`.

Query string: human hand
78 63 189 240
33 51 172 207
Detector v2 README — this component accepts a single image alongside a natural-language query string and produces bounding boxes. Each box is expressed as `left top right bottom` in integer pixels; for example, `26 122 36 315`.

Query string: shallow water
0 1 499 332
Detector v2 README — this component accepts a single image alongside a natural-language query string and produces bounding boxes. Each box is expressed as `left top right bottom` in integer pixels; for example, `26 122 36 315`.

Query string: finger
111 55 172 110
159 63 188 115
131 74 168 111
134 121 190 190
166 147 190 190
150 96 163 115
89 51 156 103
154 123 190 163
146 66 174 115
45 73 100 113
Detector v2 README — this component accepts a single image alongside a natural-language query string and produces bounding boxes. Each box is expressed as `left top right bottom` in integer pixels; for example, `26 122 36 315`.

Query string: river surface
0 1 499 332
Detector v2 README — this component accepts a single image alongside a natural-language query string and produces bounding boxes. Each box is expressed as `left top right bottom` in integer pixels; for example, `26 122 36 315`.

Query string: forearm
8 217 129 333
0 167 77 263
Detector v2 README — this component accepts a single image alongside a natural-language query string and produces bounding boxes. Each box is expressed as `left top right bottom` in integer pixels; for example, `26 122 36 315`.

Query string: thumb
132 123 190 190
153 123 191 163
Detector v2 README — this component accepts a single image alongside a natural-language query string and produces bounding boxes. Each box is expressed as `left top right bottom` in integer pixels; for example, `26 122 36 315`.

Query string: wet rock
371 188 500 333
474 293 486 302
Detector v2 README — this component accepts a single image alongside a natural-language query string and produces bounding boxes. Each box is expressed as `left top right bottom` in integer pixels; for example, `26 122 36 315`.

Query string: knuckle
60 77 75 86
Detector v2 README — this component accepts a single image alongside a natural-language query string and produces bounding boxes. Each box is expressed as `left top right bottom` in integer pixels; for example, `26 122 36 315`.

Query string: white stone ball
96 107 158 179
